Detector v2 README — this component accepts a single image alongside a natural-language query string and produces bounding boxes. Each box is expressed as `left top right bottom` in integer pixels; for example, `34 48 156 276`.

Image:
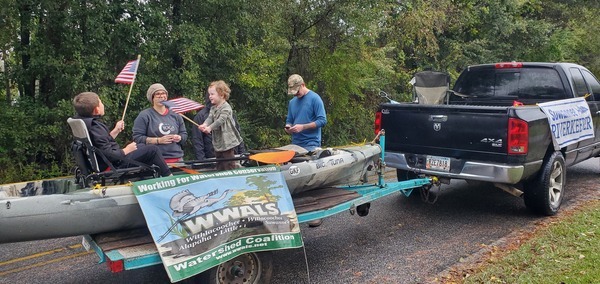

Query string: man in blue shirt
285 74 327 228
285 74 327 152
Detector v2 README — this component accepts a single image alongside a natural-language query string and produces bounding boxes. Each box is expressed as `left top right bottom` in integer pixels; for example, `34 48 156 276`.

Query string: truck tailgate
381 104 511 162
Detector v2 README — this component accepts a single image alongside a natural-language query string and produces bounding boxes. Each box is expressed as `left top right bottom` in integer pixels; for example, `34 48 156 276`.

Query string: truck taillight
508 118 528 154
495 62 523 68
375 111 382 135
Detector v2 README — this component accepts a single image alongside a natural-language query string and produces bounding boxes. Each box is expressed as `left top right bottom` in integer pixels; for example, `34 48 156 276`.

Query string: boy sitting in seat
72 92 172 177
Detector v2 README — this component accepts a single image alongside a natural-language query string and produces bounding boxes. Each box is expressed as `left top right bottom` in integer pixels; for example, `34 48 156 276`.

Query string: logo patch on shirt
159 123 176 135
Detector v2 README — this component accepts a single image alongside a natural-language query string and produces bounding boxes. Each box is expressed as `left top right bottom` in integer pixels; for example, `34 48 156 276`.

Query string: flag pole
179 113 201 127
121 54 141 121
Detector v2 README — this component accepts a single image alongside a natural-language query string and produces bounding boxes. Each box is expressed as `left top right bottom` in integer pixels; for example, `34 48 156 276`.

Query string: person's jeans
215 148 236 171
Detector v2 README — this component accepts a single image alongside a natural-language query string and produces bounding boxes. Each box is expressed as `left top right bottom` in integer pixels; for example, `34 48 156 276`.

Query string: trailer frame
82 131 432 280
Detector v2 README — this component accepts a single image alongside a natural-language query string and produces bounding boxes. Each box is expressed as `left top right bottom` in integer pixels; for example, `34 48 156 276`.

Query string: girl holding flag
198 80 244 171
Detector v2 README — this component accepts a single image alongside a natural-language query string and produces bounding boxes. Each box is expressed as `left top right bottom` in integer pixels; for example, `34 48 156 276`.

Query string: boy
72 92 172 177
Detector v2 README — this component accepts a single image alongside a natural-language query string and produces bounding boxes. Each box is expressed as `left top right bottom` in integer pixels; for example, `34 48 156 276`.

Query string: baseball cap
287 74 304 95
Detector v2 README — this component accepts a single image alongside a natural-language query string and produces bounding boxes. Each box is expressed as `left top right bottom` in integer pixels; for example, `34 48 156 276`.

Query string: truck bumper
385 152 527 184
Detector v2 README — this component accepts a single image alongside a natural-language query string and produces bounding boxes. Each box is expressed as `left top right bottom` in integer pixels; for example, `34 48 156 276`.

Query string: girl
198 80 243 170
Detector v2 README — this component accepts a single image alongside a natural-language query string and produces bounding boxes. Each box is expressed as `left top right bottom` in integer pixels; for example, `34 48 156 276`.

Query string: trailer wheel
356 203 371 216
197 252 273 284
524 151 565 216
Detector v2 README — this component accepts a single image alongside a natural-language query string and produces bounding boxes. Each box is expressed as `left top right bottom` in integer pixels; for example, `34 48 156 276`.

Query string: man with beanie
133 83 188 163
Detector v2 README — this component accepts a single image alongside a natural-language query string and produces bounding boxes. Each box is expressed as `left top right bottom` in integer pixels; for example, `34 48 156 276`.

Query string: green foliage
464 201 600 283
0 98 73 183
1 0 599 181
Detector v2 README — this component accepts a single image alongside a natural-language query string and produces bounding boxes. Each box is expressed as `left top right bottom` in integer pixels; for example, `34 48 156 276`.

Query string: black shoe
308 219 323 227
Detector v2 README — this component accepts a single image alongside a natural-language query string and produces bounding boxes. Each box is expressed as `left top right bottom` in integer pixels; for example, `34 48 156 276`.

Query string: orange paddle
248 150 296 164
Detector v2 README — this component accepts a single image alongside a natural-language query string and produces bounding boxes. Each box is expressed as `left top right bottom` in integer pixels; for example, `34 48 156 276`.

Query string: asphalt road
1 158 599 284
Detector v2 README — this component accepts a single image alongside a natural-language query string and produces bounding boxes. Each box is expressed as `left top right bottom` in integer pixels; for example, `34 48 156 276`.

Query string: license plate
426 155 450 172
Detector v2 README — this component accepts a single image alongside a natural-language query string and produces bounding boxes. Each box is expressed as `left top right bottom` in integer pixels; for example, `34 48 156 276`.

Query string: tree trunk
2 51 10 103
19 3 35 100
170 0 183 95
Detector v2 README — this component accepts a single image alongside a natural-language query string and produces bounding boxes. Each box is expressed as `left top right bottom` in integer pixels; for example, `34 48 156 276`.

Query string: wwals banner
132 166 302 283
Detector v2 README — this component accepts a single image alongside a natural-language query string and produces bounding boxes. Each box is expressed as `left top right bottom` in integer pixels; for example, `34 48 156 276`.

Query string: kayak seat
289 149 333 163
317 149 332 158
67 118 158 187
290 156 312 163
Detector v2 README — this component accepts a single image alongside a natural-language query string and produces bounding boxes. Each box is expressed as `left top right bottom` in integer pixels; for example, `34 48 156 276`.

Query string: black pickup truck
376 62 600 215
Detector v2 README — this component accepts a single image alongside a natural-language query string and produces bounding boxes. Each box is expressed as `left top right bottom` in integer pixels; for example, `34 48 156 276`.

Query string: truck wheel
196 252 273 284
524 151 565 216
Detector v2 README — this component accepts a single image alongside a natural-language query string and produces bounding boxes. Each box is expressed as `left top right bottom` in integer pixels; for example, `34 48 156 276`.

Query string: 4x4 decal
480 138 502 147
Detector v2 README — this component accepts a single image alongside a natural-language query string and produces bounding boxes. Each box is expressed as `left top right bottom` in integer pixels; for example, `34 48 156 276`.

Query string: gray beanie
146 83 168 102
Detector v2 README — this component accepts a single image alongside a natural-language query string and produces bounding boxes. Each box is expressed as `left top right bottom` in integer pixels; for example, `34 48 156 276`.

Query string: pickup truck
375 62 600 215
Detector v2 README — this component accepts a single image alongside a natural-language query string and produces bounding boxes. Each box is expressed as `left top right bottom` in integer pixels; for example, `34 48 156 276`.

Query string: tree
1 0 599 183
0 0 18 103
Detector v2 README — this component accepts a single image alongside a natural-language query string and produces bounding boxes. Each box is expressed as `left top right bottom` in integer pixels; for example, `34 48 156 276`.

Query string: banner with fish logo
132 166 302 283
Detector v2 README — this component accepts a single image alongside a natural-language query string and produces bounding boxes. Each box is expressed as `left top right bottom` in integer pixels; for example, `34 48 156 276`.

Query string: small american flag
162 98 204 113
115 59 139 84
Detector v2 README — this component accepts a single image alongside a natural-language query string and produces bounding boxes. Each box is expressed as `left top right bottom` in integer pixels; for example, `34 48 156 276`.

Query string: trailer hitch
420 176 442 204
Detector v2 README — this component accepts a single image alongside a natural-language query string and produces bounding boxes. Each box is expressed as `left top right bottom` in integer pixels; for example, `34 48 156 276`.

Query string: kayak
0 143 381 243
0 183 145 244
281 144 381 195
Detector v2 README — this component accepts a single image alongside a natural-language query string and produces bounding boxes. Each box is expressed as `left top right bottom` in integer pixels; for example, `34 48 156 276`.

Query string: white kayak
0 183 145 244
0 143 381 243
281 144 381 195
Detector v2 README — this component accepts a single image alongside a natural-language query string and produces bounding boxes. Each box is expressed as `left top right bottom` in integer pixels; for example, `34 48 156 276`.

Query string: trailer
81 132 432 283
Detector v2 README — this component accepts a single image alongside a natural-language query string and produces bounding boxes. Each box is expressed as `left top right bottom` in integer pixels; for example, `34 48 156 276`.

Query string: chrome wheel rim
548 160 564 208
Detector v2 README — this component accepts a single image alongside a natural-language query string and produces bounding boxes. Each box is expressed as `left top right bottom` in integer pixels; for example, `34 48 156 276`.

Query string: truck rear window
453 68 567 100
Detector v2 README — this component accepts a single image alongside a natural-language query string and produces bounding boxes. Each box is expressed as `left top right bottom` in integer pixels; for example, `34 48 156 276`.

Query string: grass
455 199 600 284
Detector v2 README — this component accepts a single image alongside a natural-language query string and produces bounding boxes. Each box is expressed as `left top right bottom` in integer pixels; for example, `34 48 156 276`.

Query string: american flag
162 98 204 113
114 59 139 84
